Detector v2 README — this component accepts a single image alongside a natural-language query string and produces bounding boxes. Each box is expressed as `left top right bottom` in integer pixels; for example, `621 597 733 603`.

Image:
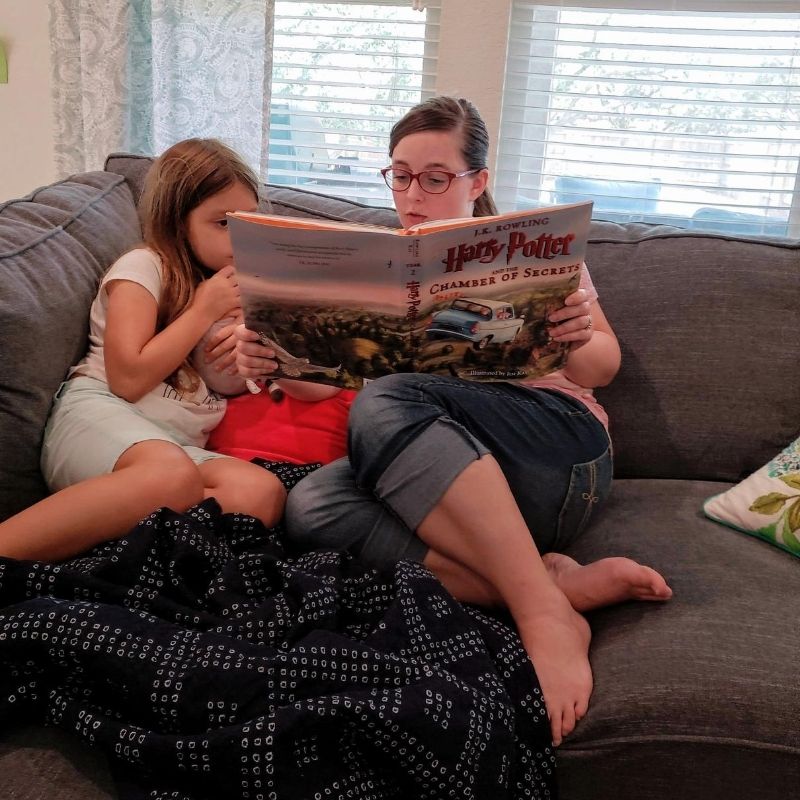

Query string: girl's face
389 129 489 228
186 180 258 271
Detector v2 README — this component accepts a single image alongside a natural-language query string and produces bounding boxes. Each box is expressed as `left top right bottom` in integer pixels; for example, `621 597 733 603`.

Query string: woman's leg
426 549 672 612
0 440 204 561
290 376 669 605
348 375 612 555
344 373 668 744
288 374 671 741
415 453 591 747
286 457 428 564
289 468 668 611
197 457 286 527
541 553 672 611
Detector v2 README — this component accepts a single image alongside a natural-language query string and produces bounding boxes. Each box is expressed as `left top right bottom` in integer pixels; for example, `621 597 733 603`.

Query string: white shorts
41 376 228 492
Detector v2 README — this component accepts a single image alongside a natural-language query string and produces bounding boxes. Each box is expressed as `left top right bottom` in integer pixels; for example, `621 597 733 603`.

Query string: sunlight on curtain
49 0 274 177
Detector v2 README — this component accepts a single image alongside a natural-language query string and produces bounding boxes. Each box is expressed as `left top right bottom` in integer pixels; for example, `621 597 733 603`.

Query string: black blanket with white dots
0 484 556 799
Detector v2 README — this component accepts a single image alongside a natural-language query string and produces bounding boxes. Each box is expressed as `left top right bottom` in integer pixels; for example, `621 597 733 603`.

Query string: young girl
0 138 285 562
236 97 672 747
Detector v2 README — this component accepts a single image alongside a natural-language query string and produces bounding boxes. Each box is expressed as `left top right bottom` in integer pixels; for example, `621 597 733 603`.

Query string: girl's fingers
214 350 237 372
204 324 236 353
206 332 238 362
234 323 260 342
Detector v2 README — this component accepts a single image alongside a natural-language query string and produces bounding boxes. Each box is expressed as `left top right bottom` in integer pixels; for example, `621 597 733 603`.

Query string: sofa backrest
103 153 800 483
0 172 143 521
104 153 401 227
1 155 796 524
587 222 799 482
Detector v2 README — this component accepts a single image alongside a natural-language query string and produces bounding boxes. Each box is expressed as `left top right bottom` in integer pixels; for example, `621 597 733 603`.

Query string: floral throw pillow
703 436 800 558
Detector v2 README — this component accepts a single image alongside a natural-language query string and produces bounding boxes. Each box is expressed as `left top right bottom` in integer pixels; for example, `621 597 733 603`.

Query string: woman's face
389 129 488 228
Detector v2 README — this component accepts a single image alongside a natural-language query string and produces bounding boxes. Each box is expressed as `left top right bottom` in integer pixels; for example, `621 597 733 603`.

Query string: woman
236 97 671 746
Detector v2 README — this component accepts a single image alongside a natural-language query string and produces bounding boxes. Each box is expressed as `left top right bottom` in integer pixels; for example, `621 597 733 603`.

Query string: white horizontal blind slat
495 3 800 237
267 0 439 205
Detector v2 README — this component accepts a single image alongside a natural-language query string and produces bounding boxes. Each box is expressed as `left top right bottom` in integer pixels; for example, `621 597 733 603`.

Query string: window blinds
496 3 800 237
268 0 440 205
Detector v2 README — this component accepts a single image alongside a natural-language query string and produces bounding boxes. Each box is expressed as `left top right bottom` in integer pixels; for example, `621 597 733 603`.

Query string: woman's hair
139 137 259 390
388 96 498 217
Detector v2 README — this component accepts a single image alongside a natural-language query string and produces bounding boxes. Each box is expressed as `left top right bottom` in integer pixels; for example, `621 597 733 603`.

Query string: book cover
228 201 593 390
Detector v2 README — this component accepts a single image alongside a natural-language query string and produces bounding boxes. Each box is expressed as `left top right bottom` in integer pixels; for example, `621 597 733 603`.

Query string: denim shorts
41 376 227 492
286 373 612 569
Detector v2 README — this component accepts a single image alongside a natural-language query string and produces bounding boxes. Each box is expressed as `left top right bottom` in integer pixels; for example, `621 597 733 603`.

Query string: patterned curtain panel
49 0 274 177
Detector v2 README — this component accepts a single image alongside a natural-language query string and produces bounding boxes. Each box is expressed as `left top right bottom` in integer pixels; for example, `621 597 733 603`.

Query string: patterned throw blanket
0 490 556 798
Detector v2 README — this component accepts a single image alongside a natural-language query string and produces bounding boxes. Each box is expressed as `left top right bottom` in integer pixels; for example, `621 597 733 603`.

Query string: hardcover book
228 200 592 390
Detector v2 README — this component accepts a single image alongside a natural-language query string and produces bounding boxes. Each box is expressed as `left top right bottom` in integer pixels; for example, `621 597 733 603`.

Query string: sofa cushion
561 478 800 799
0 725 115 799
0 172 142 521
103 152 153 208
703 434 800 557
588 222 800 482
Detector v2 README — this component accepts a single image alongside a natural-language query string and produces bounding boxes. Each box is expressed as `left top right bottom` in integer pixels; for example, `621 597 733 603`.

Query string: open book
228 200 592 390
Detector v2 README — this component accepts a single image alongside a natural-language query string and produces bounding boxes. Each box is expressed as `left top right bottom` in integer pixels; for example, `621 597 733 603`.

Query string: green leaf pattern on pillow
704 436 800 558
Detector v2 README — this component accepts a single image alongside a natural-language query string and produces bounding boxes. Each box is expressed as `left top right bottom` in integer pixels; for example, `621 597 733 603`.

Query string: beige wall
0 1 55 201
0 0 511 202
436 0 512 172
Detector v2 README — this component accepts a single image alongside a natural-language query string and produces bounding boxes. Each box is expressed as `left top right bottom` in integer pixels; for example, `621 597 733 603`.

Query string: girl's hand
203 313 244 373
193 265 241 323
547 288 594 349
235 324 280 381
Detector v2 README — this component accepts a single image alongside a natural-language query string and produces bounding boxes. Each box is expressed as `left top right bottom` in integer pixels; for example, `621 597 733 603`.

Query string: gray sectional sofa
1 154 798 799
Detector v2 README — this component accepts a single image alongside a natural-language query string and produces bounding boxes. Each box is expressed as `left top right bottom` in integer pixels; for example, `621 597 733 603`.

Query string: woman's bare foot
543 553 672 613
516 592 593 747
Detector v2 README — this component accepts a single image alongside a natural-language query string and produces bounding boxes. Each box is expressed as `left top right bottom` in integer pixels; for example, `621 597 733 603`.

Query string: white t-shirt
70 248 226 447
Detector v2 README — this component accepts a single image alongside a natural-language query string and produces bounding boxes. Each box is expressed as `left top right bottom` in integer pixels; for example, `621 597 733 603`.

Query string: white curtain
49 0 274 177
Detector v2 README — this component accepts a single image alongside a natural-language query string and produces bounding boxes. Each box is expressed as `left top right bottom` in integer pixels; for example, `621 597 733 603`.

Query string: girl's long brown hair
138 138 259 391
388 96 498 218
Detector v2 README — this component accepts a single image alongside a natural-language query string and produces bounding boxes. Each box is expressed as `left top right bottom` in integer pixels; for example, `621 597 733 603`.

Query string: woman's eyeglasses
380 167 481 195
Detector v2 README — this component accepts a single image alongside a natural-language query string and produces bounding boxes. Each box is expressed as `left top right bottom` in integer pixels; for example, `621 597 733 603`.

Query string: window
496 3 800 237
268 0 440 205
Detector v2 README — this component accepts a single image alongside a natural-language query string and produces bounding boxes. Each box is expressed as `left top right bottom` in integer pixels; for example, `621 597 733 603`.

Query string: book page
230 216 414 387
231 211 399 235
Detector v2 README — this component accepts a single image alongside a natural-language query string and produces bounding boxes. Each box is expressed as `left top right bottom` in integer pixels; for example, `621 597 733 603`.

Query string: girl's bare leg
415 454 591 746
0 441 204 562
198 458 287 527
